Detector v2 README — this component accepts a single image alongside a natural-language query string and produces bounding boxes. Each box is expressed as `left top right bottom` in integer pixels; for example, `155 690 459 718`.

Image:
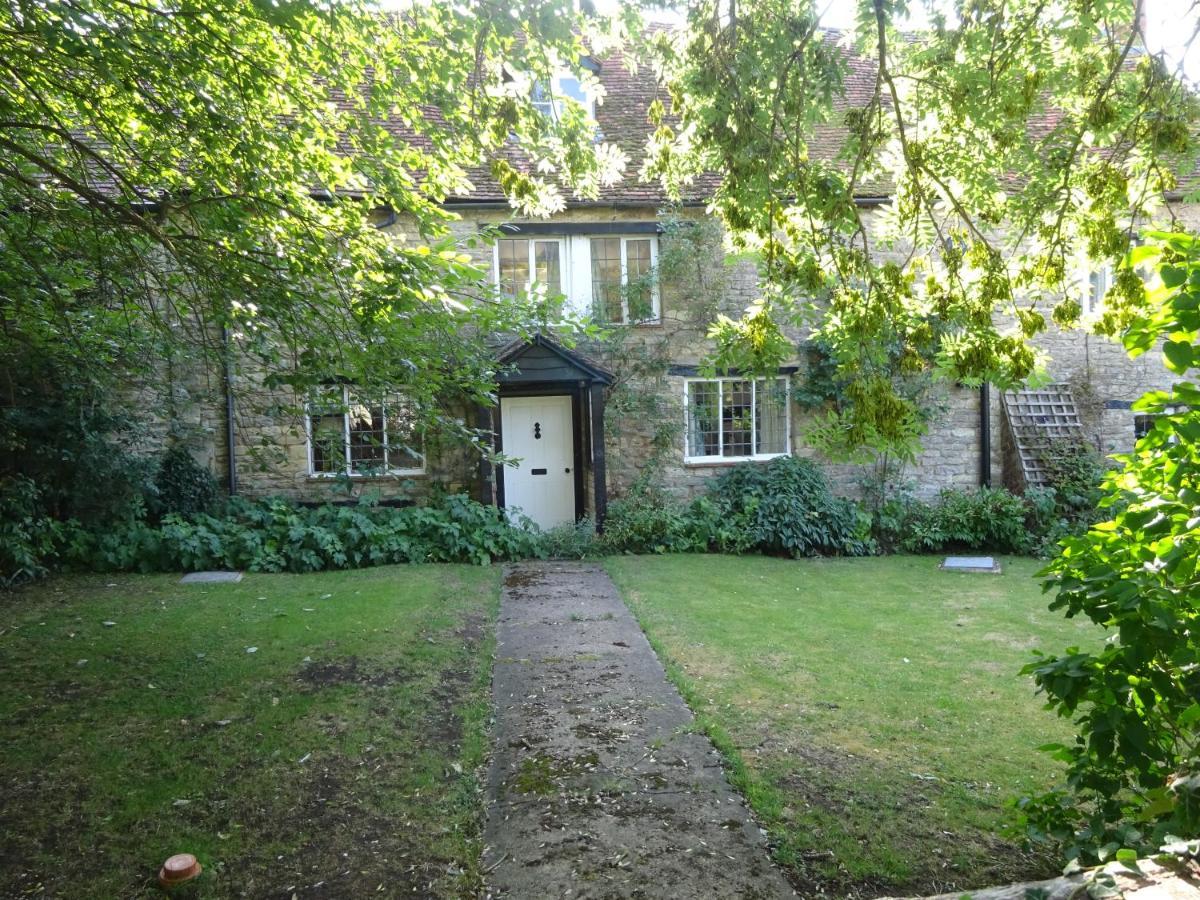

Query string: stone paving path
482 561 795 899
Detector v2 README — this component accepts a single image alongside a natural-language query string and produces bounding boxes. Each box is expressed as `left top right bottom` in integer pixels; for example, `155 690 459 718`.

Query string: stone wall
220 200 1186 510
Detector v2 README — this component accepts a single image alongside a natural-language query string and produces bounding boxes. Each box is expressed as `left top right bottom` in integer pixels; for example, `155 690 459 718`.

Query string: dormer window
1084 263 1113 316
531 70 596 122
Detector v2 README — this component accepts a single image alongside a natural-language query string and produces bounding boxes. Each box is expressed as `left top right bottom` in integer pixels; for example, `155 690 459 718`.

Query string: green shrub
66 493 543 573
601 494 703 554
874 486 1036 555
702 456 870 557
151 445 221 520
0 476 65 585
538 518 601 559
932 486 1033 553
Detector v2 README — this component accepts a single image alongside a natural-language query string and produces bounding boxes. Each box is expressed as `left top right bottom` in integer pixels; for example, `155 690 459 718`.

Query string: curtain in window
497 239 529 297
756 379 789 455
686 380 720 458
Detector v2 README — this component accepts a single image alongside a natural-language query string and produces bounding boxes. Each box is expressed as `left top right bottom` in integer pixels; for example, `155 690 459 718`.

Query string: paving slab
483 561 794 899
179 571 243 584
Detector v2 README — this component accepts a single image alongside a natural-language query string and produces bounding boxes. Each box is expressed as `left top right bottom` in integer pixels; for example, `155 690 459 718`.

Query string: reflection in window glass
686 380 720 459
307 388 424 475
497 239 530 297
348 400 386 474
756 380 789 455
684 378 790 462
590 237 622 322
626 238 654 321
722 380 753 457
533 240 561 295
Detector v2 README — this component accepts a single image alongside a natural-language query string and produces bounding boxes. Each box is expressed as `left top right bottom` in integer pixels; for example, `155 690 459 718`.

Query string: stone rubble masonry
194 201 1187 506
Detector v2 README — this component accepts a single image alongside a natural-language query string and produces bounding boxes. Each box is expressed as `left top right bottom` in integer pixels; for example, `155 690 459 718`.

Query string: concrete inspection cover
180 571 244 584
940 556 1001 574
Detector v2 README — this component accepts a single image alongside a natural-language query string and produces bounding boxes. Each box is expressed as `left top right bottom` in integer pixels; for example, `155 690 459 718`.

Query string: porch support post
589 383 608 531
475 403 495 507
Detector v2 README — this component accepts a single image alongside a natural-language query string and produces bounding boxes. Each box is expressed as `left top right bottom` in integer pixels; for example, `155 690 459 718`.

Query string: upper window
492 233 659 324
1134 413 1156 442
684 377 790 463
306 387 423 477
590 236 659 324
496 237 563 299
532 72 594 122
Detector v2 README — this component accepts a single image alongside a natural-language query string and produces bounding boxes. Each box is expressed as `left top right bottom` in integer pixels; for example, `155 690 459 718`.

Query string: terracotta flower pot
158 853 202 888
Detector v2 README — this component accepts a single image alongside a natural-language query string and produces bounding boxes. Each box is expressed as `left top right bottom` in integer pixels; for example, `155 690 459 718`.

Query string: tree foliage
646 0 1199 459
0 0 628 472
1020 234 1200 863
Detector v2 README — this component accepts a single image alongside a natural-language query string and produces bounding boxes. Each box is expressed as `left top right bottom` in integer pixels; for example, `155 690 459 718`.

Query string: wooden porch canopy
478 334 615 528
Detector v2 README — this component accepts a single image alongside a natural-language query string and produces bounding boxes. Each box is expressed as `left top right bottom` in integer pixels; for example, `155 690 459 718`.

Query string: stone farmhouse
186 36 1186 531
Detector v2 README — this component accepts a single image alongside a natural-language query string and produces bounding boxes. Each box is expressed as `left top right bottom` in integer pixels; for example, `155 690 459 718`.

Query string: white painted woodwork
500 395 576 529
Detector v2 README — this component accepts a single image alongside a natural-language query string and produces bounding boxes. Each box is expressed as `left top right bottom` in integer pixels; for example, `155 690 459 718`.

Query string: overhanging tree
645 0 1199 460
0 0 629 499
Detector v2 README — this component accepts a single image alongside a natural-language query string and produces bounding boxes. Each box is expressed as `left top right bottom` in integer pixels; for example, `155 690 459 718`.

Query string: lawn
605 554 1100 899
0 565 501 899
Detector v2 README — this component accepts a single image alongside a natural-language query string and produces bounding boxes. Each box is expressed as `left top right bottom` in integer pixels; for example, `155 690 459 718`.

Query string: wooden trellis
1001 384 1085 489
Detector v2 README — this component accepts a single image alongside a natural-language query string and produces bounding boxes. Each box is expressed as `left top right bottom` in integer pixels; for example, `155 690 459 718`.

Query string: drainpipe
222 325 238 496
979 382 992 488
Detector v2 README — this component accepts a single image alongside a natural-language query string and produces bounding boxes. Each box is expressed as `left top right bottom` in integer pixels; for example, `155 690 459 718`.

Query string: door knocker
533 422 542 439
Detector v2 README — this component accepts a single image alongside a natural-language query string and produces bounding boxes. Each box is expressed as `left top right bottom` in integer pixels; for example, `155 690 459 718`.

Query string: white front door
500 395 576 530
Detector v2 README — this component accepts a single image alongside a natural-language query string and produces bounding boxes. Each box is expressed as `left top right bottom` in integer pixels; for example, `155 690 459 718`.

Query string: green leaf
1162 341 1194 374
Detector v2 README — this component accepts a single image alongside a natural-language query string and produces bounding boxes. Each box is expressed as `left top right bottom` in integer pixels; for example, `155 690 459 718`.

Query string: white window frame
682 376 791 464
492 233 661 323
493 236 569 300
305 386 425 478
532 71 596 122
586 234 660 325
1082 260 1113 316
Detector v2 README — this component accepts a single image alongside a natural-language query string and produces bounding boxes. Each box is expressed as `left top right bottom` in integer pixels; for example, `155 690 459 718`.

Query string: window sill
306 471 427 481
683 453 789 468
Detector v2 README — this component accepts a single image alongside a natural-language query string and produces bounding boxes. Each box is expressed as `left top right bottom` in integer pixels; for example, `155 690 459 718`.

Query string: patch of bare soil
295 655 412 689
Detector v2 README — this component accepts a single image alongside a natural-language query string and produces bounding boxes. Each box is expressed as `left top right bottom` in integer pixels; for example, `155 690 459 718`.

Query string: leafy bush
0 402 158 526
66 493 544 573
872 486 1036 555
1018 232 1200 864
538 518 601 559
0 476 65 585
601 493 704 555
702 456 870 557
151 445 221 520
1028 442 1108 556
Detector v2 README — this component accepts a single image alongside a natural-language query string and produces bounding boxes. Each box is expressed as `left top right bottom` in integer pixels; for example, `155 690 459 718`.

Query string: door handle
531 468 547 475
565 468 571 473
